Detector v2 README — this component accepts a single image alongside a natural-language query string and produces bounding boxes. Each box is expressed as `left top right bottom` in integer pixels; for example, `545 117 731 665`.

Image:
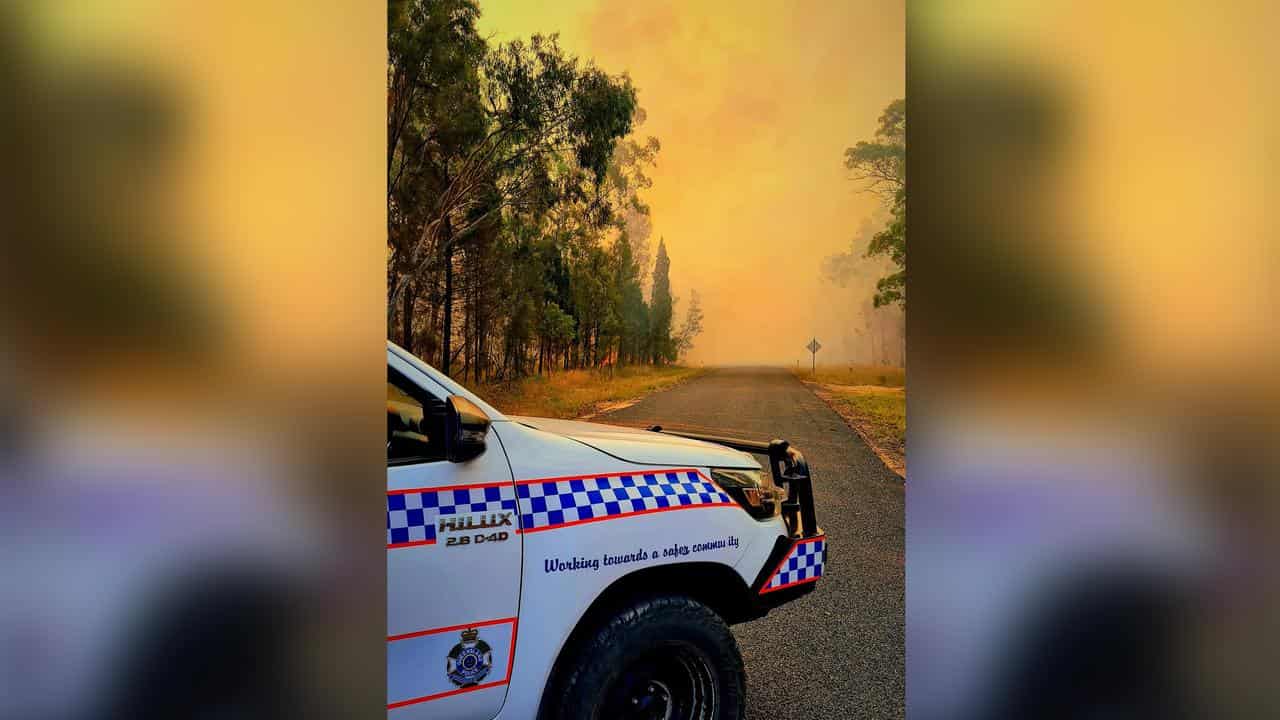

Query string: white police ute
387 341 826 719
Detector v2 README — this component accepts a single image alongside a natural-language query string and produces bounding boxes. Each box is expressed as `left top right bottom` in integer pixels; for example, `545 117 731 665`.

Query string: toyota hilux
387 341 826 719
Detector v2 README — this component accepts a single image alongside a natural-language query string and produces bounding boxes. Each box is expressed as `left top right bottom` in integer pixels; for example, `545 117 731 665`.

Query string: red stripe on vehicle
387 480 514 496
387 469 717 495
387 618 519 710
388 680 507 710
514 467 707 486
759 574 822 594
517 501 738 534
758 535 826 594
386 539 436 550
387 616 516 643
505 618 519 680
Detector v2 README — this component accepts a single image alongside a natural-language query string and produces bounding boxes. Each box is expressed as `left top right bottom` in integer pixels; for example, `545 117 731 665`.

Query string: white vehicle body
386 342 825 718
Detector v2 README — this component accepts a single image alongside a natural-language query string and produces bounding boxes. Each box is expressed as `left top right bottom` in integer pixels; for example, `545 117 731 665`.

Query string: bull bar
645 426 819 539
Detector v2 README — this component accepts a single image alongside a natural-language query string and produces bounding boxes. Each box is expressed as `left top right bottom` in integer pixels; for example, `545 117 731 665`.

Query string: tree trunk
388 271 410 330
400 282 415 355
440 223 454 376
462 264 472 383
477 312 487 383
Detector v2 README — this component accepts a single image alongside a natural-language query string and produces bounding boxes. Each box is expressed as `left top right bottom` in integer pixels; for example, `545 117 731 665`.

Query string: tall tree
386 0 696 380
614 237 648 365
845 98 905 308
603 109 660 282
673 289 704 359
648 238 674 363
386 0 487 355
389 26 637 374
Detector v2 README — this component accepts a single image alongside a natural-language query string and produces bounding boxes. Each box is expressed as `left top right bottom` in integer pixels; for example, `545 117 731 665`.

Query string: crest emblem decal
446 628 493 687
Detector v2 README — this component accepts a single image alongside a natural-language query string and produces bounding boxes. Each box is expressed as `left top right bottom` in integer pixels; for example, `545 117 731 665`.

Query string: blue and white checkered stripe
517 470 734 533
387 484 518 547
761 537 825 593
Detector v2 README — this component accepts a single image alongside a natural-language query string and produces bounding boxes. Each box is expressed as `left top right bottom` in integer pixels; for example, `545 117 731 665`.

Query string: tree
673 289 704 359
610 235 648 365
569 243 614 366
386 0 693 380
386 0 487 355
822 216 904 367
603 110 660 281
388 24 637 374
538 301 575 373
648 238 674 363
844 98 905 308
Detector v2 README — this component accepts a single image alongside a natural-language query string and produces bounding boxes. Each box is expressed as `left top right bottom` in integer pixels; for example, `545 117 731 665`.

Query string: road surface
598 367 905 720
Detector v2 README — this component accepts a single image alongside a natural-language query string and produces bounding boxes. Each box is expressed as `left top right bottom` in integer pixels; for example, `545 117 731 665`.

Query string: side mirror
445 395 490 463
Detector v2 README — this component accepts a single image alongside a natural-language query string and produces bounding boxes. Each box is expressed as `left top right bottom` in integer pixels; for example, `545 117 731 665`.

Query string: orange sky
480 0 904 365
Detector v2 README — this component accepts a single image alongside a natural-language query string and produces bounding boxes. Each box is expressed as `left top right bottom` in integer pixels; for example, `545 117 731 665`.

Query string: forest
387 0 701 381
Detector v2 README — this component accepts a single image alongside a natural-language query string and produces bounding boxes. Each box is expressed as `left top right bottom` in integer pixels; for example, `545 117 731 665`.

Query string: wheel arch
534 561 753 720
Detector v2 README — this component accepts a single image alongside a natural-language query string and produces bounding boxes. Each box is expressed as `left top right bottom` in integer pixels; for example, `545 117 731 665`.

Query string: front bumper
645 427 821 538
646 427 827 607
753 533 827 609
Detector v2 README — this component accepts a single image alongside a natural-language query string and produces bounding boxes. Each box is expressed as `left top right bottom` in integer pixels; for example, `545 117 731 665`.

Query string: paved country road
598 367 906 720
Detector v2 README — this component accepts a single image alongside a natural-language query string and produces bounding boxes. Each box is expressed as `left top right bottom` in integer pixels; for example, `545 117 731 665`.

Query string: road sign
806 338 821 373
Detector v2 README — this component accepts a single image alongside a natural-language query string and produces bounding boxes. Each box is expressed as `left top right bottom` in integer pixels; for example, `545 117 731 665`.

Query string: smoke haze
480 0 905 366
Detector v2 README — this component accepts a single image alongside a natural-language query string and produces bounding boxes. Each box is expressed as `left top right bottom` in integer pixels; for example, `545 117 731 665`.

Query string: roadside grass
798 363 905 388
822 385 905 453
474 364 705 419
792 365 905 477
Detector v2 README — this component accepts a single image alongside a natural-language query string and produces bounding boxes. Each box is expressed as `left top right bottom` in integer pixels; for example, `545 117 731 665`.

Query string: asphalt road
599 366 905 720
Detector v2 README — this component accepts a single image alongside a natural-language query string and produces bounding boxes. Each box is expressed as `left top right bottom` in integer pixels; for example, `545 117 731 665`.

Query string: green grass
792 364 905 474
473 365 705 419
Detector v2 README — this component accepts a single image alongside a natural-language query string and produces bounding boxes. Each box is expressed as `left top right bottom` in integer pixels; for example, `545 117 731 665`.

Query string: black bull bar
645 427 819 538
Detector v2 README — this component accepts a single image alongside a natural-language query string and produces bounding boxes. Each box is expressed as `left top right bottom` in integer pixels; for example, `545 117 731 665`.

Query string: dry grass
797 363 905 388
823 386 905 448
474 365 705 419
792 365 906 477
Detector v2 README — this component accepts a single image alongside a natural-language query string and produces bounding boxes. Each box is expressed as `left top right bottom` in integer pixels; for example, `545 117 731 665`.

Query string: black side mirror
444 395 490 463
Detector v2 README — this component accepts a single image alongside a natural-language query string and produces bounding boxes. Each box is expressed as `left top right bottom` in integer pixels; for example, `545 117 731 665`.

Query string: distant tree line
388 0 701 380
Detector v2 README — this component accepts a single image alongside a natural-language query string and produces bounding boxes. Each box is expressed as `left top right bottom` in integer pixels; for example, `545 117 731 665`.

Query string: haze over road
598 367 905 719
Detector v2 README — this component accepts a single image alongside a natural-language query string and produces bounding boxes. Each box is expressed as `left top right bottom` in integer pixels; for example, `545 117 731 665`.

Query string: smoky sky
481 0 905 365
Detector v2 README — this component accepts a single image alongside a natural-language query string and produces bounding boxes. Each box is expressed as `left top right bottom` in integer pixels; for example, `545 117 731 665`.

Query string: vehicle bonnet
510 416 761 470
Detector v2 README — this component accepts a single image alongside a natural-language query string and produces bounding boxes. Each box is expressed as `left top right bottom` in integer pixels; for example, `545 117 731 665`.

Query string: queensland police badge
446 628 493 687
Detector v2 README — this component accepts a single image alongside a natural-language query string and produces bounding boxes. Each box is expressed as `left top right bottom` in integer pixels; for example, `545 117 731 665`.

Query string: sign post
806 337 822 374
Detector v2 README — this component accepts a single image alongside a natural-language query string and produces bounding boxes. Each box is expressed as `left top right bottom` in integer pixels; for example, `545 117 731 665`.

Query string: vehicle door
386 355 521 719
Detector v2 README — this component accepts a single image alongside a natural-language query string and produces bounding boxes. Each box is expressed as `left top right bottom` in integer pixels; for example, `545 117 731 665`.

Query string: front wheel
544 595 745 720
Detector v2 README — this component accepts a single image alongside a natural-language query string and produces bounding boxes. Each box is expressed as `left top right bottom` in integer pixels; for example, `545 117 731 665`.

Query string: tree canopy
844 98 905 308
387 0 699 379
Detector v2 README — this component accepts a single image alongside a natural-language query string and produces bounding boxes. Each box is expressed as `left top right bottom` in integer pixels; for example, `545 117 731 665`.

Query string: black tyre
544 594 746 720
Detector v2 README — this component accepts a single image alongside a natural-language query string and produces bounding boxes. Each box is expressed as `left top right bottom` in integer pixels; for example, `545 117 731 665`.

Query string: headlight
711 468 780 520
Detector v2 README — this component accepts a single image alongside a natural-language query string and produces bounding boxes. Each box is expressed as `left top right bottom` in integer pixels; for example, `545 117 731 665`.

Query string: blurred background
0 2 384 717
6 0 1280 717
908 1 1278 718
